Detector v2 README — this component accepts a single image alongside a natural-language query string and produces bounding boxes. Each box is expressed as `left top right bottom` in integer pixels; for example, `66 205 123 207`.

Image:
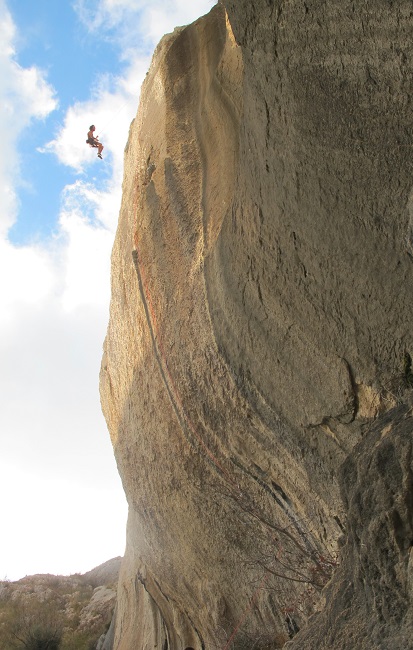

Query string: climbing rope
132 236 239 490
96 99 129 137
132 230 283 648
131 190 328 648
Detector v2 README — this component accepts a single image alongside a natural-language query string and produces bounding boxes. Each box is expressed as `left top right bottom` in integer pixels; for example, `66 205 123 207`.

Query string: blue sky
8 0 133 244
10 2 80 241
0 0 216 581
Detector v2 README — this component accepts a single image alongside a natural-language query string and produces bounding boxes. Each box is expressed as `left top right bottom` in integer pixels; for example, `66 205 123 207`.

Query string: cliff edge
100 2 413 648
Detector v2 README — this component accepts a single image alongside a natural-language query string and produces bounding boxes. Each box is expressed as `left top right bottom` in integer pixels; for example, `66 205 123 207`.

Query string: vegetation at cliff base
0 574 115 650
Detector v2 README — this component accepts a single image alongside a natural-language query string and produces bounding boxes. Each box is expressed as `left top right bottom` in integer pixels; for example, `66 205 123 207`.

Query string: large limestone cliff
100 2 413 648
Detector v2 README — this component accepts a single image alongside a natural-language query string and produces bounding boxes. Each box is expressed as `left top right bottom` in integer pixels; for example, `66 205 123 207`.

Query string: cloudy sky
0 0 216 581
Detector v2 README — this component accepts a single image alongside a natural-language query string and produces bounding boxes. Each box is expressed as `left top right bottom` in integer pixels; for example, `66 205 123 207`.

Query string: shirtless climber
86 125 104 159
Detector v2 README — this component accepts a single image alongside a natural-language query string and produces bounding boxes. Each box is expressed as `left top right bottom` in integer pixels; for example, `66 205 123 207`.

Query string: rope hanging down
132 233 273 650
96 95 136 138
132 239 238 489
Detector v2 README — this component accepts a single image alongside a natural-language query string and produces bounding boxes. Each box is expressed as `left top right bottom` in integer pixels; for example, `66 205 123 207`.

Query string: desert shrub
0 597 63 650
12 624 62 649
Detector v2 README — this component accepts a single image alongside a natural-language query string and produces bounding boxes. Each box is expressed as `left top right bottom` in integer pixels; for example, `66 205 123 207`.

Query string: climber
86 125 104 159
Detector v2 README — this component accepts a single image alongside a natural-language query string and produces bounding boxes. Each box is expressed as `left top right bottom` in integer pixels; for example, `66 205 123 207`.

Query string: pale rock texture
100 1 413 648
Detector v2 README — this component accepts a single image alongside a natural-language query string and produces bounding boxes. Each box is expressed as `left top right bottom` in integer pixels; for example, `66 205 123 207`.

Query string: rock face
285 405 413 650
100 2 413 648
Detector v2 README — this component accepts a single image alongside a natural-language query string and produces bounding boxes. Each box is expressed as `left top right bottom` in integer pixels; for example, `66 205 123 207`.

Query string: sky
0 0 216 581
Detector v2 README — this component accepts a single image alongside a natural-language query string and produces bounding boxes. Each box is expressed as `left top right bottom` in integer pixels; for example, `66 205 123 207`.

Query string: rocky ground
0 557 120 650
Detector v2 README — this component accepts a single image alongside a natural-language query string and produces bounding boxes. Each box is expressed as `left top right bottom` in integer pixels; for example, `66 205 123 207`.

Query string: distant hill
0 557 121 650
81 557 122 589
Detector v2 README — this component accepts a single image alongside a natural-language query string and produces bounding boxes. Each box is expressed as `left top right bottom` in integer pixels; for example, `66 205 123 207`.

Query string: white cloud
42 0 216 176
41 88 139 174
16 64 57 118
0 0 15 57
0 238 56 327
0 461 127 581
58 197 114 312
74 0 217 55
141 0 217 45
0 1 131 581
0 0 217 581
0 218 127 581
41 0 217 178
0 0 57 234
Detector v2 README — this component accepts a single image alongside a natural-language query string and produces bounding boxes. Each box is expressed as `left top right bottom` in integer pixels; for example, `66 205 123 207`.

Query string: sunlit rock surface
100 2 413 648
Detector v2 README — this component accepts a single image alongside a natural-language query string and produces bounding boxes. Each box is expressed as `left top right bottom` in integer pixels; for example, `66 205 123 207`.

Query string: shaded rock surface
100 1 413 648
286 405 413 650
